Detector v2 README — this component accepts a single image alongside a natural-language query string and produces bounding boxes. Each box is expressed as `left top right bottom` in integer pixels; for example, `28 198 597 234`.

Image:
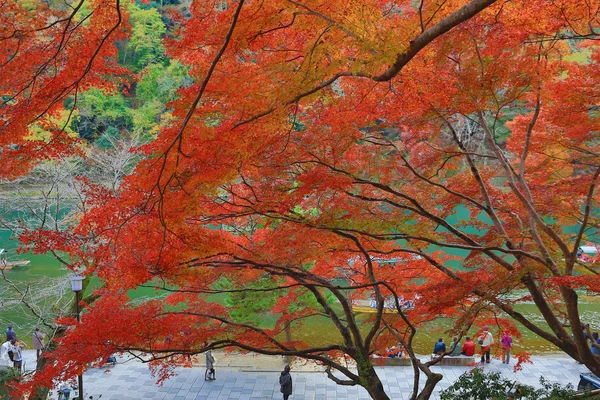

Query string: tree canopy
1 0 600 399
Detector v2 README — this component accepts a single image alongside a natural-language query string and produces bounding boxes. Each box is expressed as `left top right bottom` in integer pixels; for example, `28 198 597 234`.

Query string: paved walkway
19 350 590 400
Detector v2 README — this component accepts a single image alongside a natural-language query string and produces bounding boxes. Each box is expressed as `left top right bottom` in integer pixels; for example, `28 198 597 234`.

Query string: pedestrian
32 327 46 360
205 350 216 380
479 326 494 364
5 324 16 342
501 332 513 364
279 365 293 400
0 339 11 367
9 338 23 371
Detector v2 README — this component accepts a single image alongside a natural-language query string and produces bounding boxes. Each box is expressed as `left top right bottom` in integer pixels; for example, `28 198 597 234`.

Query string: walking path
19 350 590 400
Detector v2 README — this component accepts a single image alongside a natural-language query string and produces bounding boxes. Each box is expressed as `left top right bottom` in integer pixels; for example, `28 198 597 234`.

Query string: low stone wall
372 355 477 367
371 356 412 366
429 354 477 366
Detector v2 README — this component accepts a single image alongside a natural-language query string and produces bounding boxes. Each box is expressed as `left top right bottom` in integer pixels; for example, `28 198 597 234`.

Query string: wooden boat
0 249 30 270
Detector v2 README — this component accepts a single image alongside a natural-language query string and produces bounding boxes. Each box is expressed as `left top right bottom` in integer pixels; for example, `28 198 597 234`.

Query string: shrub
440 368 585 400
0 367 21 400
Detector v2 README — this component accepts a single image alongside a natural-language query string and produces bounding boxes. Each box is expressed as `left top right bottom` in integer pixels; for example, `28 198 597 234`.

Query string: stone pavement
20 350 591 400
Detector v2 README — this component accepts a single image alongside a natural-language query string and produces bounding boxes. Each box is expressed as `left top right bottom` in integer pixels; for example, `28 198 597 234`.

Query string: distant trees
71 3 191 144
125 3 167 71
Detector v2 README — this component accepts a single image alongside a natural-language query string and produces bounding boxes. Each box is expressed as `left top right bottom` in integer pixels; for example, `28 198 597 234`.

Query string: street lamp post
69 275 84 400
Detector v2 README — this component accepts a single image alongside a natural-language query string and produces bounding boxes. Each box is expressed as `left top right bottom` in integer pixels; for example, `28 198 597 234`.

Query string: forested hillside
1 0 190 232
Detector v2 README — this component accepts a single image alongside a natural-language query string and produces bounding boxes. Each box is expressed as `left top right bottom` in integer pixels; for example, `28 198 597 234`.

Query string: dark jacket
5 329 16 342
279 371 292 395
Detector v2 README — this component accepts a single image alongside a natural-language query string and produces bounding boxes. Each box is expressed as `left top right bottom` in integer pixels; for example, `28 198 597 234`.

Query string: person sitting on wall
433 338 446 355
449 337 462 356
462 336 475 356
387 345 404 358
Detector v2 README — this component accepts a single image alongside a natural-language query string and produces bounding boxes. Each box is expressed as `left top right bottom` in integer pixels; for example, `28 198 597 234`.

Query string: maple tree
2 0 600 399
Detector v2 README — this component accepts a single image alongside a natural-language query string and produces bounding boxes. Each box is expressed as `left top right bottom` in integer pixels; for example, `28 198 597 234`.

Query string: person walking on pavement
279 365 293 400
205 350 216 380
32 327 46 360
5 324 16 342
501 332 513 364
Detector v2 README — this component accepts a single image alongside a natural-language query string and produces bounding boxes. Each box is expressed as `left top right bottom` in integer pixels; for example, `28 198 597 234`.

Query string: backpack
7 349 14 361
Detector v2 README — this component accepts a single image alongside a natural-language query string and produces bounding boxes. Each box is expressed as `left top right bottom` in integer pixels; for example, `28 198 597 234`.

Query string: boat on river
578 245 599 262
351 297 416 314
0 249 30 270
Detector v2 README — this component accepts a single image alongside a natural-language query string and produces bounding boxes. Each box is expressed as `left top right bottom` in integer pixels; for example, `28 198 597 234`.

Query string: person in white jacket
205 350 216 380
479 326 494 364
0 340 11 367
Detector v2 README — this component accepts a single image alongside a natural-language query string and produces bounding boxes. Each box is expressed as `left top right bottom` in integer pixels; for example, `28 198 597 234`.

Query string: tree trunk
562 288 600 376
416 373 443 400
284 323 293 364
356 355 390 400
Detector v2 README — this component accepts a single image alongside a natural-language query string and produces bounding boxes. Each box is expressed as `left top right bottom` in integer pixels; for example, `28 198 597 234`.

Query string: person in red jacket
462 336 475 356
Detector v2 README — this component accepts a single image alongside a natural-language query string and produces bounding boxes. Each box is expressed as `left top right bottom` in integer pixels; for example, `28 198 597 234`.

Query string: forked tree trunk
356 355 390 400
416 373 443 400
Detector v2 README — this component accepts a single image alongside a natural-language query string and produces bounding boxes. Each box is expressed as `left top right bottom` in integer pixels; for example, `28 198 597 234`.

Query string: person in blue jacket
433 338 446 355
